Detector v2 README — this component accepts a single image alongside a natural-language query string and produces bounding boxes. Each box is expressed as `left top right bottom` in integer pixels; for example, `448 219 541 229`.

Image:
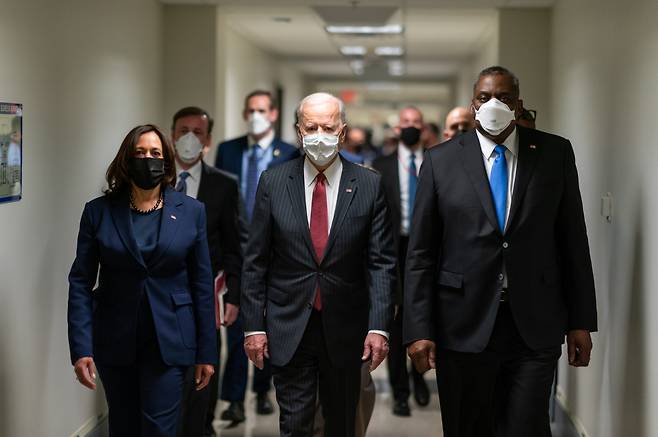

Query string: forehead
136 131 163 148
474 74 516 94
300 99 340 125
448 109 470 123
399 108 422 121
246 95 272 109
174 114 208 131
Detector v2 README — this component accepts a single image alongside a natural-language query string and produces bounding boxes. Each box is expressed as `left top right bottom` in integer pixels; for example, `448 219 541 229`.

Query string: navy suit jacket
241 157 396 368
214 134 299 182
68 186 217 367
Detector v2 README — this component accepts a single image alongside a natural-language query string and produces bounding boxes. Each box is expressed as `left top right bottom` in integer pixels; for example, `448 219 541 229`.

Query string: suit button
307 302 313 309
502 242 509 249
498 273 504 281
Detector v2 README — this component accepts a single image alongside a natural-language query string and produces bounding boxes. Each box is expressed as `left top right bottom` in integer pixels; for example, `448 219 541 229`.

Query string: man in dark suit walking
242 92 396 437
404 66 597 437
214 90 299 421
170 106 242 437
372 106 430 417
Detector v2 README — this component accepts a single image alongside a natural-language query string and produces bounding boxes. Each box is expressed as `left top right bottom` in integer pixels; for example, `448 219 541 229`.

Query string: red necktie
310 173 328 310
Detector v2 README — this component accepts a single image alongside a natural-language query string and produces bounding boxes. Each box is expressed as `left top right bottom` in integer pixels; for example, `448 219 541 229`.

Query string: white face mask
247 112 271 136
302 133 340 167
474 98 516 136
175 132 203 164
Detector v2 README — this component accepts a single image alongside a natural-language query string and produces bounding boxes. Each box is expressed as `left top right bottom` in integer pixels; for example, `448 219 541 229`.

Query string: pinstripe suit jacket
241 156 396 368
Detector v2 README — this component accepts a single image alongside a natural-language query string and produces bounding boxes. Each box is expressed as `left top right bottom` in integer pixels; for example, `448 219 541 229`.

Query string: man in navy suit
215 90 299 422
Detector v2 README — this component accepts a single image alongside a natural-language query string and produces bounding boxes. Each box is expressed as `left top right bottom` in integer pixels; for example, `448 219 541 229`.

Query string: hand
194 364 215 391
244 334 269 370
362 333 389 372
567 330 592 367
407 340 436 374
74 357 97 390
223 303 239 327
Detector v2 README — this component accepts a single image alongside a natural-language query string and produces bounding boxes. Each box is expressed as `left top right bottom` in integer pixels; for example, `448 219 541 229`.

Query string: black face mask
128 157 165 190
400 126 422 147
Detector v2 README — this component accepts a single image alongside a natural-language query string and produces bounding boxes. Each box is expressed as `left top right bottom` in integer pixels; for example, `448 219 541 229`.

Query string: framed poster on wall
0 102 22 203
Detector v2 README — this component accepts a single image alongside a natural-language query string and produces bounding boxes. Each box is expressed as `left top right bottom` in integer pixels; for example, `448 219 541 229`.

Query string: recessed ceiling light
272 17 291 23
388 60 405 76
375 46 404 56
350 60 365 75
325 24 404 35
340 46 367 56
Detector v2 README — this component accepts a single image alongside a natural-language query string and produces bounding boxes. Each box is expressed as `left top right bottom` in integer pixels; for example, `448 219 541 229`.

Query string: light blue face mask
302 133 340 166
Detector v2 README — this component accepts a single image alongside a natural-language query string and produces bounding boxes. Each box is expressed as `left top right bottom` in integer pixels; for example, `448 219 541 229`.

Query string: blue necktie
245 145 260 220
175 171 190 193
490 145 508 232
408 153 418 219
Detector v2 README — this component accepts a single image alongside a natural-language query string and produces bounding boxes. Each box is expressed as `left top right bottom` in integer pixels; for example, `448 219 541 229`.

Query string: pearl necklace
130 192 163 214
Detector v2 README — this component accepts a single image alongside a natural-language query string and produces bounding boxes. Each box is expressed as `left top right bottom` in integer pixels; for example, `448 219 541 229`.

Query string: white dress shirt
175 159 203 199
397 143 424 236
246 156 389 339
475 127 518 288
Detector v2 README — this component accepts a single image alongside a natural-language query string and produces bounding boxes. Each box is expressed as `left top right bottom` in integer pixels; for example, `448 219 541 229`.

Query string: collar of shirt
397 142 424 164
303 155 343 189
248 129 275 150
175 159 203 182
476 127 518 160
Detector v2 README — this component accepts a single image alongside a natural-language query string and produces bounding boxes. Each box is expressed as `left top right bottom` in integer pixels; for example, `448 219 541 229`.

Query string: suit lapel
268 139 285 168
109 193 146 268
507 127 540 231
323 158 357 261
285 158 317 262
196 162 211 203
388 153 401 219
460 131 500 234
150 186 184 266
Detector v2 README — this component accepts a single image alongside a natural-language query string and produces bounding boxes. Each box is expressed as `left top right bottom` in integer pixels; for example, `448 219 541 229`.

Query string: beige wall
550 0 658 436
0 0 164 435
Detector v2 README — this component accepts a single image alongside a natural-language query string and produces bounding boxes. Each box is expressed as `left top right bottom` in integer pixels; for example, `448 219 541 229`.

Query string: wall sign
0 102 22 203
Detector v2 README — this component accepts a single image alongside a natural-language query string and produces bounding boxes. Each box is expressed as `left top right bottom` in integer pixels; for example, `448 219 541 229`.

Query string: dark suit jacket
67 187 217 366
403 126 597 353
214 134 299 182
371 153 403 304
196 162 242 305
241 156 396 368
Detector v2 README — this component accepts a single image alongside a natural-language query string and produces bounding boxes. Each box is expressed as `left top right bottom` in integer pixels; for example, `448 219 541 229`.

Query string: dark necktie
310 173 328 311
175 171 190 193
245 145 260 220
490 145 508 232
408 153 418 219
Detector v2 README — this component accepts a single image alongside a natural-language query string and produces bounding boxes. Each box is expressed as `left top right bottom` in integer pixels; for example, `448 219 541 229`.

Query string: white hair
295 92 346 126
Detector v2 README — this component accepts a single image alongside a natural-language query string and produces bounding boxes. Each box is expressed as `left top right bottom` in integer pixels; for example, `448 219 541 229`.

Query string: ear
269 108 279 122
516 99 525 118
242 110 248 122
295 126 303 145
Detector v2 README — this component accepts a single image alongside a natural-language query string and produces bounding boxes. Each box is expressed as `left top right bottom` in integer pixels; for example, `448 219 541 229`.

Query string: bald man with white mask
241 93 396 437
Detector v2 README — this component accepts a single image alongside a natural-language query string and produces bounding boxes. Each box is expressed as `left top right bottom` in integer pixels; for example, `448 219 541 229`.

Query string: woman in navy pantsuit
67 124 217 436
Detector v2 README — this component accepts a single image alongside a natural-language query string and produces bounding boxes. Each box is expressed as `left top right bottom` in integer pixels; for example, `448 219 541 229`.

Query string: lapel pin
273 149 281 157
346 188 353 193
529 144 537 149
170 215 177 220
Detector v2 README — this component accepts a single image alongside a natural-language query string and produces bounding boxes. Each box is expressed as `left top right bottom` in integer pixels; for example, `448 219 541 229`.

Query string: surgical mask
128 157 165 190
474 98 516 136
399 126 422 147
247 112 271 136
175 132 203 163
302 133 340 167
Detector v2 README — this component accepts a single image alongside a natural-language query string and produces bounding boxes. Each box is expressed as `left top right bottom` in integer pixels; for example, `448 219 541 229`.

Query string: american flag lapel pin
346 188 353 193
529 144 537 149
171 215 177 220
273 148 281 157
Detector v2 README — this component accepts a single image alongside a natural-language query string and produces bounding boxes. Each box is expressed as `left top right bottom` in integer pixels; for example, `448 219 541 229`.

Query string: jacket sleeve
403 152 441 345
556 141 598 331
188 203 218 364
219 179 243 306
367 175 396 332
67 203 99 365
240 171 272 332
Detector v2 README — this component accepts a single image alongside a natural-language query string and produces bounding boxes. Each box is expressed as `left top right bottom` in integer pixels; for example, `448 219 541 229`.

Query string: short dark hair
105 124 176 196
426 122 440 135
474 66 520 97
244 90 276 110
172 106 214 135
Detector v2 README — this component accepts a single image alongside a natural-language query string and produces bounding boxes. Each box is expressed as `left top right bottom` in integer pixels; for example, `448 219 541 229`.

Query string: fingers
264 343 270 359
410 350 430 374
361 343 372 362
255 349 264 370
428 345 437 370
194 365 203 385
75 360 97 390
567 337 576 366
195 366 214 391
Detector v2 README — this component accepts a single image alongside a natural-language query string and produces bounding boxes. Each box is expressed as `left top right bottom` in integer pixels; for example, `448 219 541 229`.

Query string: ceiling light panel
375 46 404 56
325 24 404 35
340 46 367 56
